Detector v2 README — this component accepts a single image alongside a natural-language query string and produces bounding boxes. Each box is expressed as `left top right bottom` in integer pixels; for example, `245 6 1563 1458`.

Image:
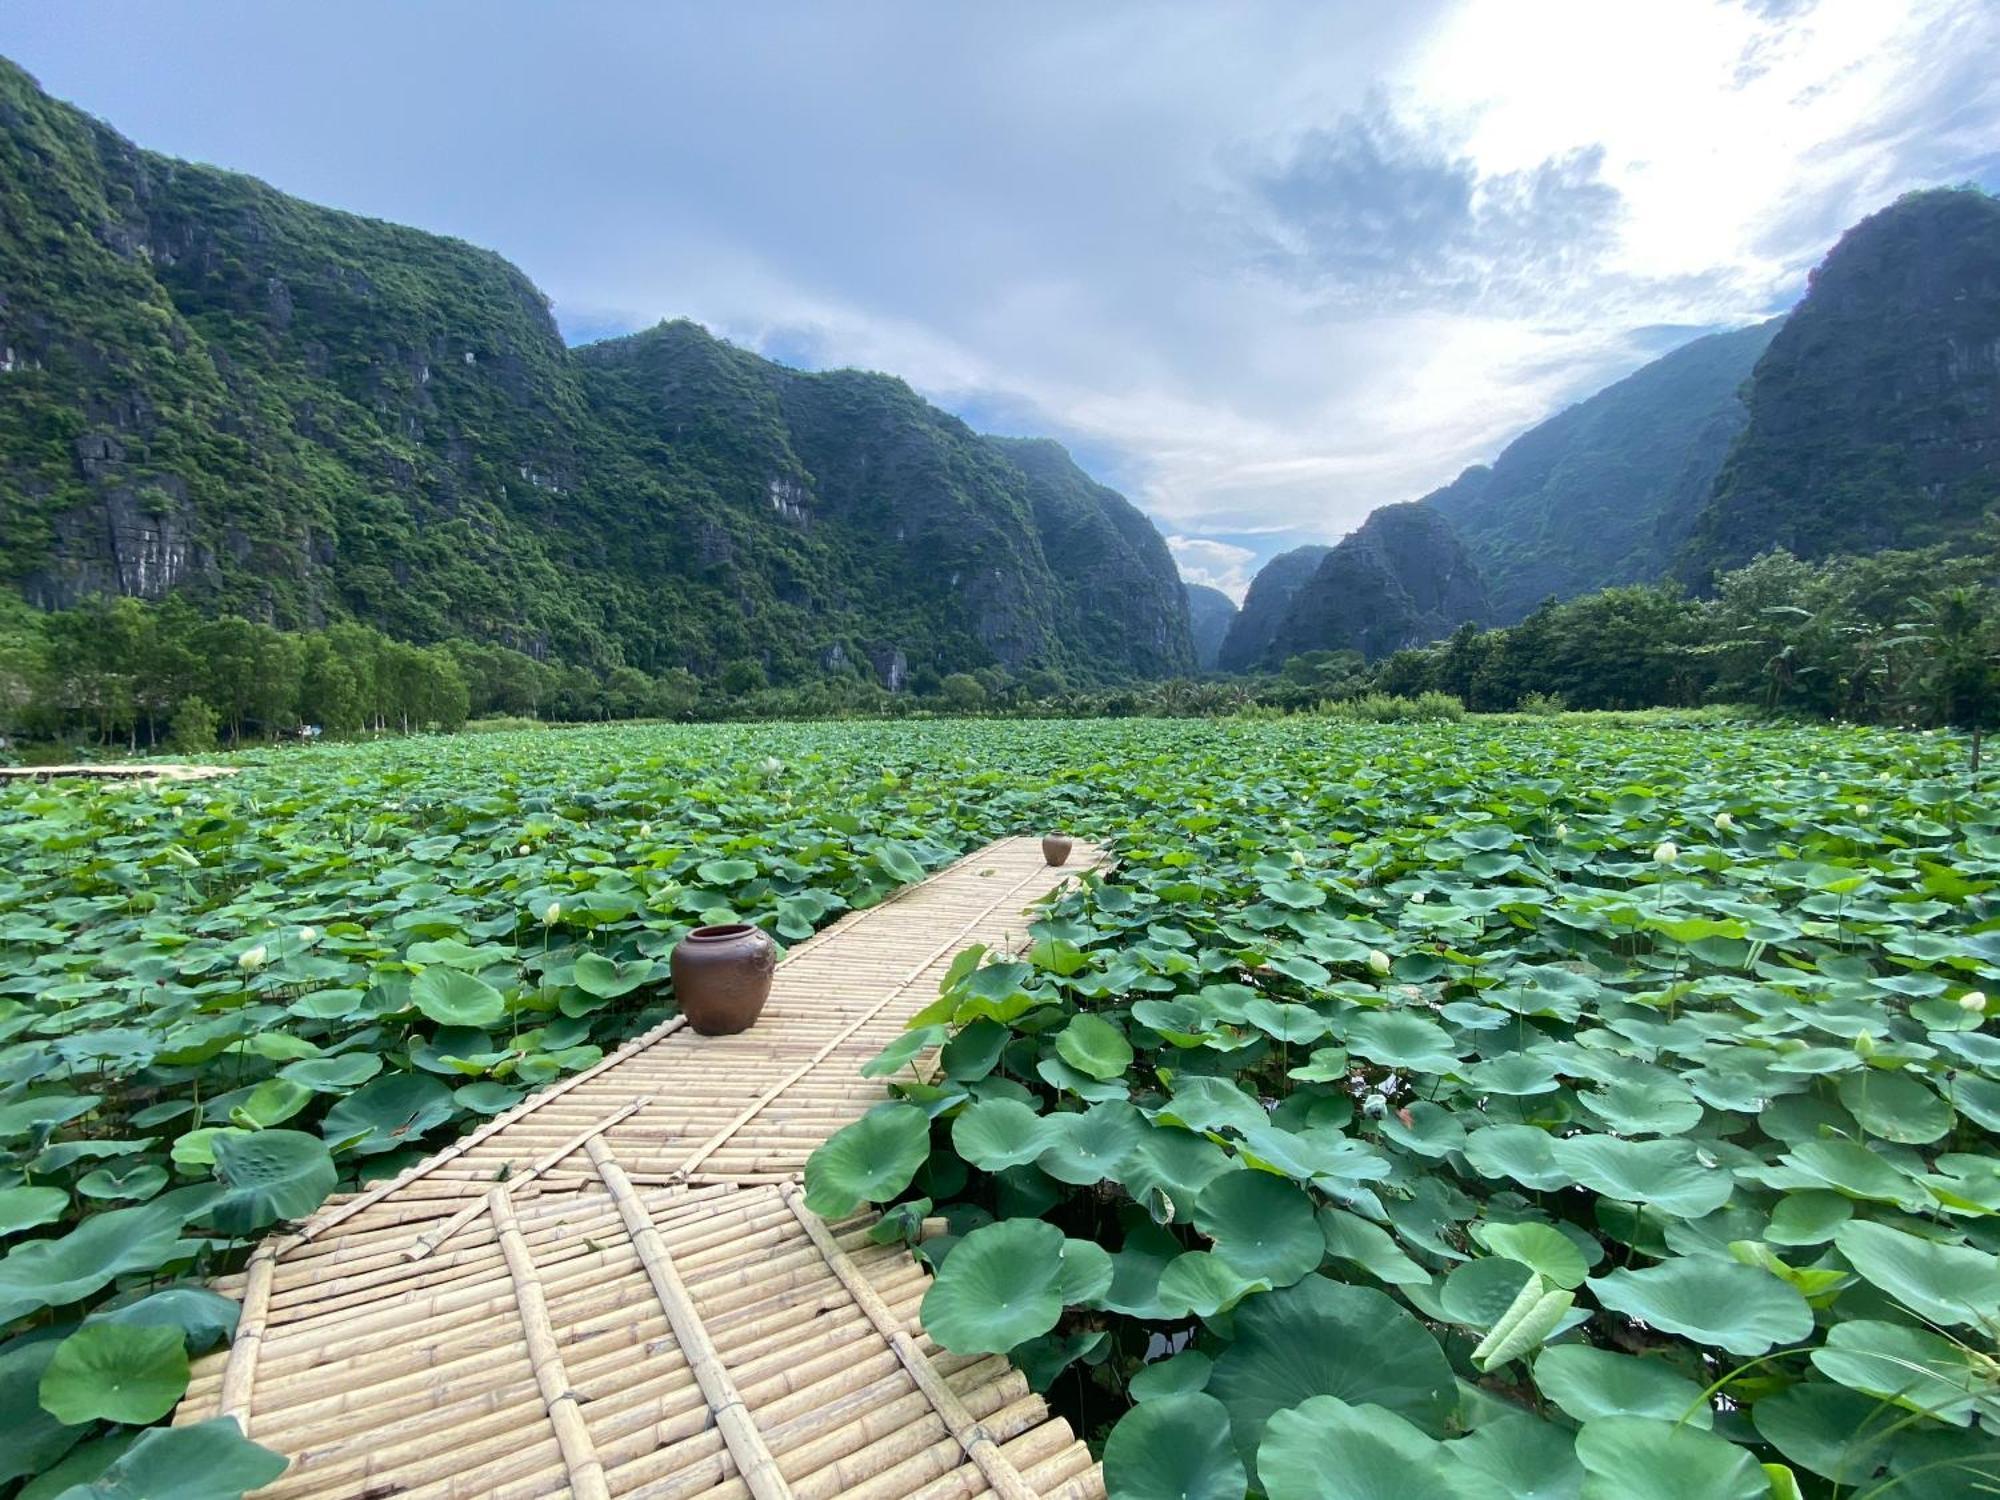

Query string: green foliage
165 697 217 755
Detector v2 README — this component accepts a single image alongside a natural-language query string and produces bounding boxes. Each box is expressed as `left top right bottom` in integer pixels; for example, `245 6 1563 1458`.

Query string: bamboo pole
777 1183 1039 1500
216 1240 277 1437
486 1186 610 1500
588 1139 794 1500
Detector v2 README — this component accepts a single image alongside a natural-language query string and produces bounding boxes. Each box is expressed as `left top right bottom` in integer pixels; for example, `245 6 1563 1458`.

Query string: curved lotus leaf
1780 1140 1929 1211
803 1103 931 1217
861 1025 948 1079
1440 1256 1534 1329
1194 1171 1324 1286
1809 1318 1997 1424
1103 1391 1247 1500
1118 1124 1233 1221
1037 1101 1146 1186
1243 999 1329 1044
1444 1412 1586 1500
228 1077 313 1130
1256 1395 1463 1500
88 1285 241 1353
1156 1252 1271 1321
920 1218 1066 1354
410 967 506 1027
1130 1349 1213 1401
0 1186 67 1238
38 1323 188 1425
1462 1125 1570 1192
322 1073 455 1155
1057 1236 1115 1305
1748 1382 1899 1485
0 1093 99 1139
1208 1277 1456 1469
1156 1075 1266 1134
1551 1135 1733 1218
1470 1221 1587 1289
1835 1070 1955 1144
1573 1417 1765 1500
453 1081 524 1114
46 1416 287 1500
279 1053 383 1092
1317 1207 1429 1287
75 1163 168 1202
572 952 653 999
1099 1222 1182 1319
0 1203 185 1323
1832 1221 2000 1328
952 1098 1055 1171
1054 1014 1133 1081
208 1130 337 1233
1576 1076 1703 1137
1588 1257 1812 1355
1765 1191 1852 1246
1456 1053 1561 1097
1342 1013 1461 1072
1532 1344 1713 1428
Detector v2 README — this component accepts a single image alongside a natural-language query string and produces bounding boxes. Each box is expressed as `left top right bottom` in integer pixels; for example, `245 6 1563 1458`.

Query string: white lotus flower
298 926 318 944
639 823 652 838
1960 991 1987 1015
238 945 268 971
761 757 784 775
1854 803 1870 816
541 901 561 925
1409 891 1427 905
1713 812 1736 832
1367 949 1391 976
1854 1033 1876 1058
517 844 531 856
1554 823 1569 839
1653 842 1679 865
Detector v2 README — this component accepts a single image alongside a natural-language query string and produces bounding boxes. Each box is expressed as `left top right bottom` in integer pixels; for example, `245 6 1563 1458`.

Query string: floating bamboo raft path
0 762 235 782
175 836 1107 1500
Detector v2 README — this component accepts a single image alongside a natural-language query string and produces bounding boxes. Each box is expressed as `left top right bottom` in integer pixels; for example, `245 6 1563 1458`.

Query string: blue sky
3 1 1996 599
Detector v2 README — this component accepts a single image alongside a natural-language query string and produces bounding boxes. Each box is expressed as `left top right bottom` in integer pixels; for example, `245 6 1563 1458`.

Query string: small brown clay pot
1041 833 1074 867
670 923 776 1035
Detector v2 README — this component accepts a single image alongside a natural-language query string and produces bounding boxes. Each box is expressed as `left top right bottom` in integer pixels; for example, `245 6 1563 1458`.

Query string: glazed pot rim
684 922 762 940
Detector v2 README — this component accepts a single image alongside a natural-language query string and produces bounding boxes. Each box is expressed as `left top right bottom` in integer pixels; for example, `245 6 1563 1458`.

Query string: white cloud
2 0 1995 564
1167 537 1260 604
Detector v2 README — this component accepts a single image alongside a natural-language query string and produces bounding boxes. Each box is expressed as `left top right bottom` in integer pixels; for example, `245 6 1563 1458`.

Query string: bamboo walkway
175 836 1107 1500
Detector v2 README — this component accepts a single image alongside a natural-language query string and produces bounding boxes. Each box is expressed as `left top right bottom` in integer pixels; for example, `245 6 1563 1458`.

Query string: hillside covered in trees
0 58 1191 702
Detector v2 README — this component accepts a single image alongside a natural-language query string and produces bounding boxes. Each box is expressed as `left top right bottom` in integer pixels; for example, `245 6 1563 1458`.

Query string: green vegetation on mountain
1214 545 1330 672
1424 321 1777 621
1183 583 1237 671
1680 187 2000 583
1265 503 1490 664
0 59 1189 692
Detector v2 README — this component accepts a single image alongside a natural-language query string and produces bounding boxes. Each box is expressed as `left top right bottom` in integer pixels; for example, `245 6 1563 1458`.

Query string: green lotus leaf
1054 1013 1134 1081
1242 998 1329 1044
573 952 654 999
1532 1344 1713 1429
1342 1013 1461 1072
410 967 506 1027
0 1203 187 1323
228 1076 313 1129
42 1416 288 1500
0 1093 100 1138
803 1103 931 1217
1470 1220 1587 1289
0 1186 68 1238
1194 1171 1324 1286
88 1285 240 1353
862 1025 948 1079
278 1053 383 1091
1462 1125 1570 1192
1834 1069 1955 1145
208 1129 337 1233
75 1163 168 1202
1588 1257 1813 1355
1575 1076 1703 1136
1118 1124 1233 1222
321 1072 455 1155
1156 1251 1272 1320
1260 878 1327 910
1780 1140 1930 1211
1103 1391 1246 1500
939 1018 1009 1081
1317 1207 1429 1287
1156 1075 1267 1134
1057 1236 1115 1305
1444 1412 1585 1500
1748 1382 1900 1485
452 1081 524 1114
870 843 923 884
1036 1100 1146 1186
38 1323 188 1425
1809 1318 1999 1425
1765 1191 1853 1246
1574 1417 1765 1500
920 1218 1066 1354
1208 1277 1457 1470
1439 1256 1534 1329
1257 1395 1465 1500
1130 1350 1213 1401
697 857 760 885
951 1097 1055 1171
1551 1135 1734 1218
1456 1052 1561 1096
1832 1220 2000 1327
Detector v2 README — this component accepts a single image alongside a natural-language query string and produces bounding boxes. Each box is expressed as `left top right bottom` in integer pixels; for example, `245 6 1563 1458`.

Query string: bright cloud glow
1 1 1993 587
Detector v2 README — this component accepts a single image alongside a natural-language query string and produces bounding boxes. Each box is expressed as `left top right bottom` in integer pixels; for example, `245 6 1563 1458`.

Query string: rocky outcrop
1183 583 1237 671
1264 504 1490 664
1216 546 1331 672
1679 188 2000 583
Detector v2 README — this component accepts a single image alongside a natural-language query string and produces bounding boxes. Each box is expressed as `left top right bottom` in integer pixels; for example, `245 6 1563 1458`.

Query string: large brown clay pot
670 923 777 1035
1041 833 1074 867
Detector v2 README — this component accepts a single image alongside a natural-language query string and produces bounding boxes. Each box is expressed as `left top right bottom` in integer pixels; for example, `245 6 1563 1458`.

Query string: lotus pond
3 717 1998 1498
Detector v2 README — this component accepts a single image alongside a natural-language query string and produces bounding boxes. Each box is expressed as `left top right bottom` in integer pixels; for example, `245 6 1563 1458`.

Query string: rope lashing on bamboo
404 1095 653 1260
777 1183 1040 1500
215 1240 278 1437
487 1183 612 1500
668 858 1062 1182
293 1016 688 1246
587 1138 796 1500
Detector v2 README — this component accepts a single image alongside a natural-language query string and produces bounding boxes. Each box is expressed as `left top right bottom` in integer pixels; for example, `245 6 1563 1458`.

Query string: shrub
167 695 219 754
1515 690 1567 716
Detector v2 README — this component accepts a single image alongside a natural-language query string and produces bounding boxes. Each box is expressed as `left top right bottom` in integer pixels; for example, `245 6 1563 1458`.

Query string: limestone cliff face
1265 504 1490 664
0 58 1187 686
1680 188 2000 583
1183 583 1238 671
1215 545 1331 672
